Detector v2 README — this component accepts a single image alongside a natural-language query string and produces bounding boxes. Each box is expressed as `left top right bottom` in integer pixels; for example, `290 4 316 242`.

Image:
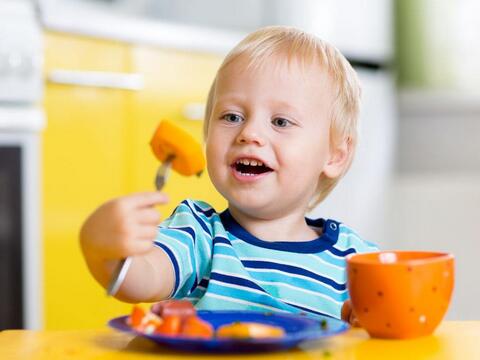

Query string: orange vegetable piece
150 120 205 176
128 305 146 328
181 316 214 339
154 315 182 336
137 313 163 334
216 322 285 339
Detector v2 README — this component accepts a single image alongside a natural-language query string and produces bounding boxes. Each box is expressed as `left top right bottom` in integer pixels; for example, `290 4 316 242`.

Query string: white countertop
399 89 480 116
38 0 245 54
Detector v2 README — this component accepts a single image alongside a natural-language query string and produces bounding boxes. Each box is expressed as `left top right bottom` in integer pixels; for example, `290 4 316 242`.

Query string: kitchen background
0 0 478 330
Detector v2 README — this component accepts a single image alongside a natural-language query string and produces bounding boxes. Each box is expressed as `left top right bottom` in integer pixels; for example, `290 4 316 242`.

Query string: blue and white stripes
154 199 378 320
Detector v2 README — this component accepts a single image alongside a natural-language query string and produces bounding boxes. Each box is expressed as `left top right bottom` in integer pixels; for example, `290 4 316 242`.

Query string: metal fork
106 155 174 296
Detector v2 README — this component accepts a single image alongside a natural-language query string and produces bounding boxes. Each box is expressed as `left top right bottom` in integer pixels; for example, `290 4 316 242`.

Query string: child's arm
79 192 174 303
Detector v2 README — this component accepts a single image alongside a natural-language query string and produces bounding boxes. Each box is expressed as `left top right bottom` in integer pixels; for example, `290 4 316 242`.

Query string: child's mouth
232 159 273 176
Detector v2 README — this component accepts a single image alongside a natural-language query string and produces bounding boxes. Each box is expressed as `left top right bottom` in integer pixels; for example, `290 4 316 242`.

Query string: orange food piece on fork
150 120 205 176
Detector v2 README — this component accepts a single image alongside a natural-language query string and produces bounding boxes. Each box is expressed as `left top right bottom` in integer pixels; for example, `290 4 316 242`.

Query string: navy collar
219 209 340 254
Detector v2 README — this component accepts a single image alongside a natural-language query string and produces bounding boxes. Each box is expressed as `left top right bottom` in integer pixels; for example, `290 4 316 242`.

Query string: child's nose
235 119 267 146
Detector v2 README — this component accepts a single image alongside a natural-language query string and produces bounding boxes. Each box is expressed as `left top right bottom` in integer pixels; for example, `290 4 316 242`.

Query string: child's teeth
237 159 264 166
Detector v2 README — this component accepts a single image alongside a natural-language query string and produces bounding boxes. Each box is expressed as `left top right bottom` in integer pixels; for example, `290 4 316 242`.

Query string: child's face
206 55 342 219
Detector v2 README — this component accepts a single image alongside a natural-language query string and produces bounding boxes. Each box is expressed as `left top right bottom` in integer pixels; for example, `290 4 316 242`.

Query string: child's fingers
136 208 161 225
127 192 169 208
136 225 159 240
341 300 361 327
121 235 156 254
341 300 351 322
130 238 157 255
351 314 361 328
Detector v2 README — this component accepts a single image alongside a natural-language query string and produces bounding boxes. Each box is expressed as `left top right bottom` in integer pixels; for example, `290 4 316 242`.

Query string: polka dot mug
346 251 454 339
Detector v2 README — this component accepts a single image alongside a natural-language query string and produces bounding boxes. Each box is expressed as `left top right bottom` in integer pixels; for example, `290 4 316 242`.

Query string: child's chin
230 196 276 214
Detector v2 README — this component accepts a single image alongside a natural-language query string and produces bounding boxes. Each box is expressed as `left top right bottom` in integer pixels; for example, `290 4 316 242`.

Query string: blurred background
0 0 478 330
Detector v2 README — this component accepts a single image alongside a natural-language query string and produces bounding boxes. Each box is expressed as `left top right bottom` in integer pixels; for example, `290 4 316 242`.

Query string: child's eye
221 113 244 123
272 117 292 128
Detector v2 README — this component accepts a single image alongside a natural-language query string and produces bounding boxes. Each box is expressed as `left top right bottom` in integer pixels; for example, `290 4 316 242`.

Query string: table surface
1 321 479 359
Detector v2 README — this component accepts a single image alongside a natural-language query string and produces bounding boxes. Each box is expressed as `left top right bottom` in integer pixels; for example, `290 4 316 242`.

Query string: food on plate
128 302 213 338
150 299 196 318
128 305 146 328
181 315 215 339
216 321 285 339
154 315 183 336
126 301 286 340
127 305 163 334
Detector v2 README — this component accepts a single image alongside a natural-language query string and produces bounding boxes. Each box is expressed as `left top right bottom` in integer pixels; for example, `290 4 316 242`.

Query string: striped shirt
154 199 378 319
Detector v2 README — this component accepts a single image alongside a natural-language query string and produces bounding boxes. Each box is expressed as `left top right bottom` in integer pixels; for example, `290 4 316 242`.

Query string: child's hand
341 300 361 327
80 192 169 260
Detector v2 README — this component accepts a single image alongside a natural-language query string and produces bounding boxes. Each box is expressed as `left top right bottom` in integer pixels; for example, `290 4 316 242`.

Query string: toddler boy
80 26 378 322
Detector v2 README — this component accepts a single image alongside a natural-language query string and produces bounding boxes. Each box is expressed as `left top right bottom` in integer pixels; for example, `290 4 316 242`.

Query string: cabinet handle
182 102 206 121
47 69 144 90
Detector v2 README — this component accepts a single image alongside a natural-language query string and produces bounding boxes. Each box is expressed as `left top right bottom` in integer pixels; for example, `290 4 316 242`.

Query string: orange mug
346 251 454 339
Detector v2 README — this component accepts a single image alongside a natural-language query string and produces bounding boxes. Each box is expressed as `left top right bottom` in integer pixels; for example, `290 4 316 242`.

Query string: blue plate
108 310 349 353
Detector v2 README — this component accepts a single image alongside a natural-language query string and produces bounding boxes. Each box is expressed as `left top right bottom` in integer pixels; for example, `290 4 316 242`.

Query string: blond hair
204 26 361 209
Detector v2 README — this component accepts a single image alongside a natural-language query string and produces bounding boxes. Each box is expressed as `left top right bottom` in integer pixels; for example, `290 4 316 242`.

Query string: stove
0 0 45 330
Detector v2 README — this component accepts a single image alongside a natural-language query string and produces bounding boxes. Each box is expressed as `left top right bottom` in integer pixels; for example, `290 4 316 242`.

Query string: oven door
0 131 42 330
0 144 23 329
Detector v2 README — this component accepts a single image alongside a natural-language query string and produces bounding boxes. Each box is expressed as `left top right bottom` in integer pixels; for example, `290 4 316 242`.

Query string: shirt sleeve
338 224 379 254
334 224 379 307
153 199 214 299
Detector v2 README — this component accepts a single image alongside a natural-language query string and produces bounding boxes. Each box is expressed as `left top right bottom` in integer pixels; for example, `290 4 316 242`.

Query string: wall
395 0 480 320
389 91 480 320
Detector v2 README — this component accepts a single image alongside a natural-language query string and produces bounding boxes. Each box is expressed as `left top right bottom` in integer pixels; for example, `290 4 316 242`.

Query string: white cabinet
263 0 394 63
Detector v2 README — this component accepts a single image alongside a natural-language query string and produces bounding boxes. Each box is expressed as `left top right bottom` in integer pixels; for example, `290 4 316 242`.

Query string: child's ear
323 138 351 179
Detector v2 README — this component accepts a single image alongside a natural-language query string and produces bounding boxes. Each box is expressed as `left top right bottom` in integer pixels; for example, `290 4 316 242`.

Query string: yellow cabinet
42 32 225 329
128 45 225 215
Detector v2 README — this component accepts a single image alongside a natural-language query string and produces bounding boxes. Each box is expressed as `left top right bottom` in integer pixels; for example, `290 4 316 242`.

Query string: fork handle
107 156 172 296
106 257 133 296
155 155 174 190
